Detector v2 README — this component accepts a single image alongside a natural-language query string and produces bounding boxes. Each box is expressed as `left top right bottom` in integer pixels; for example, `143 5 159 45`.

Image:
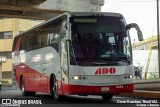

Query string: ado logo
95 67 116 75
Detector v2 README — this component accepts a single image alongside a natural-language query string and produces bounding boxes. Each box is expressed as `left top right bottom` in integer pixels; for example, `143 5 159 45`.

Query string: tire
29 91 36 96
51 75 64 101
102 94 113 101
21 77 36 96
21 77 29 96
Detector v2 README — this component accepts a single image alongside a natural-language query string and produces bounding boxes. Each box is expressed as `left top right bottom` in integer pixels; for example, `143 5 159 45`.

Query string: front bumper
69 84 134 95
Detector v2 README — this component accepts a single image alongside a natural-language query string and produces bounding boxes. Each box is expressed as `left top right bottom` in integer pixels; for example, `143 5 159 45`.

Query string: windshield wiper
95 57 131 63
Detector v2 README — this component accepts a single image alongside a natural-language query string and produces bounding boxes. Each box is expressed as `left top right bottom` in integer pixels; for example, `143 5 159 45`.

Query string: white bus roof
15 12 124 38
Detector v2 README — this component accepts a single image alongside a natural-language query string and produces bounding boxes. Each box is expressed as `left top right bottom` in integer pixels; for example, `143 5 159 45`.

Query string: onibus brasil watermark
0 99 42 107
117 99 159 107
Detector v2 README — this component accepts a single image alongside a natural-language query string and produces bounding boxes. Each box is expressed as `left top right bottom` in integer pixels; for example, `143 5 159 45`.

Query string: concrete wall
36 0 104 12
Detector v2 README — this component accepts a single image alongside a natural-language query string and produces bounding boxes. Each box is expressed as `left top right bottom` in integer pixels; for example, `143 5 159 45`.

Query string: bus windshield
70 16 131 64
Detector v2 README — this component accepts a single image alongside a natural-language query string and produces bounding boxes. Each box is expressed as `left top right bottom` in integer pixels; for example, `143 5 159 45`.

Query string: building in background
0 18 40 85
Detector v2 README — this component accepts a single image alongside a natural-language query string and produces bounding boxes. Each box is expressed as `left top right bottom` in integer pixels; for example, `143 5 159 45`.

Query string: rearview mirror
55 34 60 39
126 23 143 41
137 31 143 41
62 21 67 31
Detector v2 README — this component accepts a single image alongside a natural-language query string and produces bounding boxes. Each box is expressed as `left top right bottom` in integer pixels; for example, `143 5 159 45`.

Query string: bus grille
86 75 123 84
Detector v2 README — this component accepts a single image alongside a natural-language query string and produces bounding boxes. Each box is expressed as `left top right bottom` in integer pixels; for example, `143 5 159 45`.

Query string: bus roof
15 12 123 38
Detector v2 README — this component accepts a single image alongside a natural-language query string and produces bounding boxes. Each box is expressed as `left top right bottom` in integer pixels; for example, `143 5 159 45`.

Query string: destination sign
73 18 97 23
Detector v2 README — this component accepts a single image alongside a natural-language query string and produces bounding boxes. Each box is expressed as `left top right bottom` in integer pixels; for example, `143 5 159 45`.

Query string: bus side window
41 34 48 48
20 35 26 51
48 33 59 52
32 36 40 50
25 36 33 51
29 37 33 51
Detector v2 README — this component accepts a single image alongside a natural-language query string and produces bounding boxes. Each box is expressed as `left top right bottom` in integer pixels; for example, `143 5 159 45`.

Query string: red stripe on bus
69 84 134 95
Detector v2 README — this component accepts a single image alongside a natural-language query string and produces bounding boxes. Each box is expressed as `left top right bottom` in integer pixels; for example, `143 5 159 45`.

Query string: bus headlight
71 76 86 80
124 75 133 79
74 76 79 80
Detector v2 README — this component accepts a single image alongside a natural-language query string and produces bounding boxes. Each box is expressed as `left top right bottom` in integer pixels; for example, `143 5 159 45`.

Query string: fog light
79 76 83 80
129 75 133 78
83 76 86 79
71 76 86 80
124 75 133 79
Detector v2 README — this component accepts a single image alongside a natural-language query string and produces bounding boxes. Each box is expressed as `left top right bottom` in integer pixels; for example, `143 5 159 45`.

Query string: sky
101 0 159 42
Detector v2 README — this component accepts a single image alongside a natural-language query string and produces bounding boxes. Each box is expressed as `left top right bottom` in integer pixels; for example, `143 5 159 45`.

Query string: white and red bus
12 12 143 101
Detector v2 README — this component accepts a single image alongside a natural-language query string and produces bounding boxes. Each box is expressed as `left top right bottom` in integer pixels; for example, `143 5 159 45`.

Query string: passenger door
60 35 70 95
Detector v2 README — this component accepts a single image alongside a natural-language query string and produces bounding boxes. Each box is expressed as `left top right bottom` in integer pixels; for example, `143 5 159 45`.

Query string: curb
1 86 18 90
119 90 160 99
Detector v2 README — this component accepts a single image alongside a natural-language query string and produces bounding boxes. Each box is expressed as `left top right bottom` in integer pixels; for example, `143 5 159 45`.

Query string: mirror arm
126 23 140 31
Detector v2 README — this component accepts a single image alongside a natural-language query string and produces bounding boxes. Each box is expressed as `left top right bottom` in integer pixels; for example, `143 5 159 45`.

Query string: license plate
101 87 109 92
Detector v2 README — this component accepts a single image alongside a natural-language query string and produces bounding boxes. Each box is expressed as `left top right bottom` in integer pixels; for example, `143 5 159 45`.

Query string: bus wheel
21 77 28 96
29 91 36 96
51 76 64 101
102 94 113 101
51 76 59 99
